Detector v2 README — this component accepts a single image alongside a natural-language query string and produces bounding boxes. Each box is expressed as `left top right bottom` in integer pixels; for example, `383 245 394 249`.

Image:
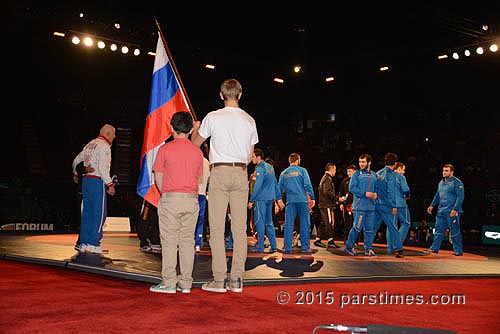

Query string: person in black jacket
315 163 341 248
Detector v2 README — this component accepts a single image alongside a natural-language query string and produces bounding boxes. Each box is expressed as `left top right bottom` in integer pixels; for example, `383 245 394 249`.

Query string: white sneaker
150 244 162 251
195 245 201 252
85 245 109 254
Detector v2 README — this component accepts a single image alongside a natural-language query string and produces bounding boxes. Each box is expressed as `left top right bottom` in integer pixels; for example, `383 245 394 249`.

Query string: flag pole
154 17 210 156
154 17 198 121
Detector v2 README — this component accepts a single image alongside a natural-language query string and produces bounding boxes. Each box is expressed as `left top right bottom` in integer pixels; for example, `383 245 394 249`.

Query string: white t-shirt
198 107 259 164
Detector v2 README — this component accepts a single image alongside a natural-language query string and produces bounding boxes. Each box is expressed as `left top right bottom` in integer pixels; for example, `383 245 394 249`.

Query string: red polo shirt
152 138 203 194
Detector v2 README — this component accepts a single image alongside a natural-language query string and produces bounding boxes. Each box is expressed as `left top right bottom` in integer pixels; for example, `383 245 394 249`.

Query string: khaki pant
158 193 199 289
208 165 248 281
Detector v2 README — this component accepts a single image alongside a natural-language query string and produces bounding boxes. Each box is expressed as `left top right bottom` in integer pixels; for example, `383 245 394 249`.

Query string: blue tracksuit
387 173 411 250
346 169 379 251
429 176 465 254
249 161 281 252
278 165 315 252
374 167 403 252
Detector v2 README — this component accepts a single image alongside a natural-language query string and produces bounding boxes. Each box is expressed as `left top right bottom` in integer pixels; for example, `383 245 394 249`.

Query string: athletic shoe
201 280 227 293
177 286 191 294
195 245 201 252
74 244 85 252
140 245 153 252
327 240 341 248
227 278 243 293
150 284 176 294
314 240 327 248
364 249 377 257
150 244 162 251
422 249 438 255
85 245 109 254
452 252 463 256
344 247 358 256
394 250 404 258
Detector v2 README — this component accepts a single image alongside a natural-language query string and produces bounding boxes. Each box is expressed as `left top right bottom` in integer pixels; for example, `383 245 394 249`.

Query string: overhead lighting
110 43 117 51
148 51 156 56
83 37 93 47
476 46 484 55
464 50 470 57
325 76 334 82
452 52 459 60
121 46 129 54
490 44 498 52
97 41 106 49
205 64 215 70
53 32 65 37
273 78 284 84
437 54 448 60
293 65 301 73
379 66 389 72
71 36 80 45
133 48 141 56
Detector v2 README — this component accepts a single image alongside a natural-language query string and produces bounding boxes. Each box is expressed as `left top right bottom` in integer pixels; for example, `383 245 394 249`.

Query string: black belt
211 162 247 169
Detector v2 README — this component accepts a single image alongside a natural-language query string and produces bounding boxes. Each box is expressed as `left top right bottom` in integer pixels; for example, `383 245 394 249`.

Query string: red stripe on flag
140 90 188 165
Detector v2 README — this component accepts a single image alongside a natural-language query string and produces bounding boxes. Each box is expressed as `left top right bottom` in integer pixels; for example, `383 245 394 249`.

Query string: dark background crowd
2 1 499 245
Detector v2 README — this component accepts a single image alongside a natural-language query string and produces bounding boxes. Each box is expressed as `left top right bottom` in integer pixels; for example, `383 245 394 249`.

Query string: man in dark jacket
315 163 341 248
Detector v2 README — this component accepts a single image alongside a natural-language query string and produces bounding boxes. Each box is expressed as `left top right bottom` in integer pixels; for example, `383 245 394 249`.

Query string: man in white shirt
192 78 259 293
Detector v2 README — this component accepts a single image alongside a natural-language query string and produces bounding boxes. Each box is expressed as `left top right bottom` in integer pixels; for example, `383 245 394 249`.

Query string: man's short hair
253 148 264 159
360 153 372 163
346 164 357 171
325 163 336 171
394 162 406 170
443 163 455 172
220 78 242 100
171 111 193 134
384 152 398 166
289 153 300 164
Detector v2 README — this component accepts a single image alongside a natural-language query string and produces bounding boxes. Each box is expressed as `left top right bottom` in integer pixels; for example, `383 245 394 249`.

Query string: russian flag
136 35 190 206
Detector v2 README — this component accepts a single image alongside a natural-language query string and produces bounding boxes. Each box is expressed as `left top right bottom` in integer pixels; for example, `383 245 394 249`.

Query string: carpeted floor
1 259 499 334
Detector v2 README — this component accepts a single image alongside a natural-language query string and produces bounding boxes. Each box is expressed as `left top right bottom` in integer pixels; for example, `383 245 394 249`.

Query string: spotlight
476 47 484 55
437 54 448 60
452 52 459 60
133 48 140 56
490 44 498 52
114 23 121 29
147 51 156 56
53 32 65 37
325 76 334 82
273 77 284 84
464 50 470 57
83 37 93 47
379 66 389 71
97 41 106 49
121 46 129 54
293 66 301 73
205 64 215 70
110 43 117 51
71 36 80 45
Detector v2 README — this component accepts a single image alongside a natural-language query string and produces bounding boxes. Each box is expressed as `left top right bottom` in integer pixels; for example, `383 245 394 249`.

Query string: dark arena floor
1 232 499 287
